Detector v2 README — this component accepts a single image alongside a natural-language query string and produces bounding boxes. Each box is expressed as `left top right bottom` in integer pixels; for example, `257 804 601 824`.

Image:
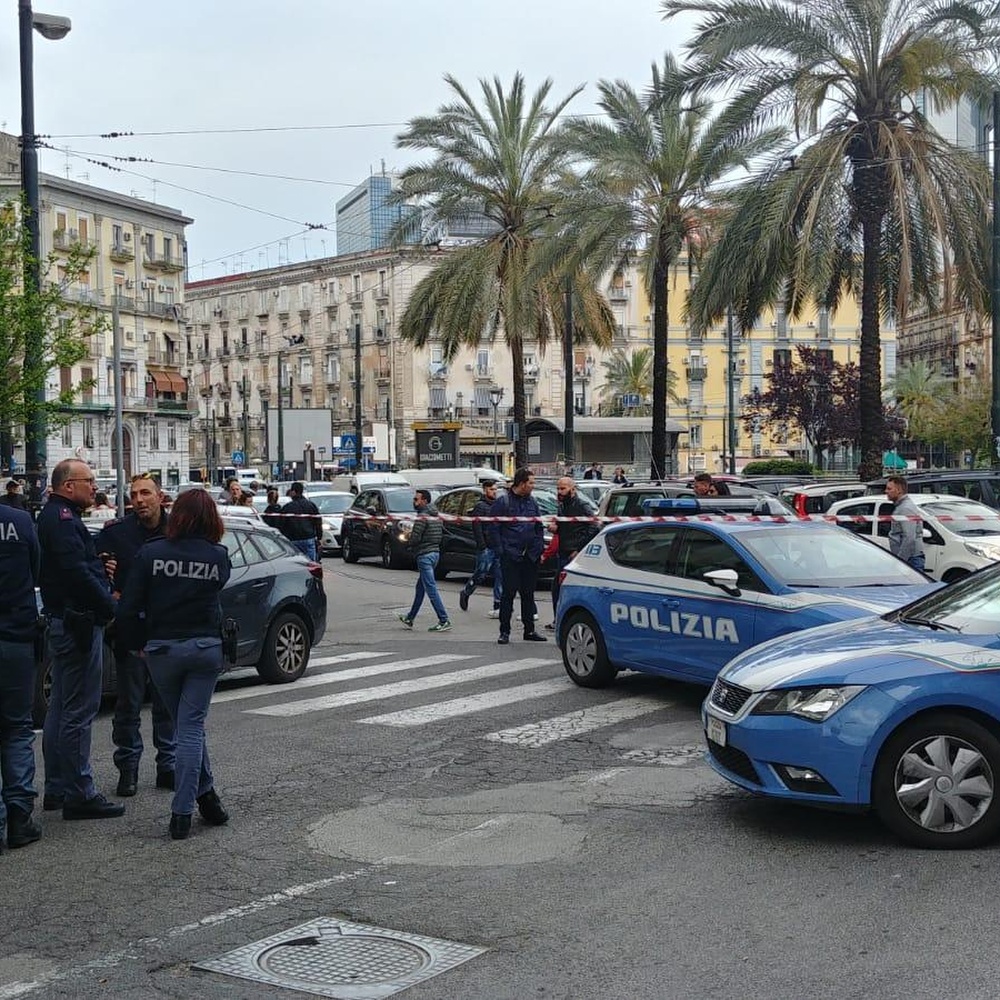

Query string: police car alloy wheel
342 534 359 563
561 611 617 688
872 713 1000 849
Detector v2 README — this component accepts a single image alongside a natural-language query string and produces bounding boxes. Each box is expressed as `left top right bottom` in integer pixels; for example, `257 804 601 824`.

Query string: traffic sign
340 434 357 452
621 393 641 408
231 450 246 466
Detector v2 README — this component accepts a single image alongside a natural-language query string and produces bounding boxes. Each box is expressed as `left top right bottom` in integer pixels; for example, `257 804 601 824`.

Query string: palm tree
553 54 781 478
884 359 952 463
598 347 680 415
392 74 615 467
664 0 997 479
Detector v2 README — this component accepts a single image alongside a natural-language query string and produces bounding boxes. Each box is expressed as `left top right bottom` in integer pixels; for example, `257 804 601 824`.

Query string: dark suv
340 486 417 568
866 471 1000 509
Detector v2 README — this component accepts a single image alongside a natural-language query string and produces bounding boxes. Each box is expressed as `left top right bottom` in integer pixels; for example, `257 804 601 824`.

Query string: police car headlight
751 685 865 722
965 541 1000 562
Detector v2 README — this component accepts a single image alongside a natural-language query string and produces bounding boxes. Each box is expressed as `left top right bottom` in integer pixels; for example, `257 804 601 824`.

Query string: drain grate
195 918 486 999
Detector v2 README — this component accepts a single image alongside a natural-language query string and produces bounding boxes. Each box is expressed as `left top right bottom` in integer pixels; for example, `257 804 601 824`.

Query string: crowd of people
0 461 232 851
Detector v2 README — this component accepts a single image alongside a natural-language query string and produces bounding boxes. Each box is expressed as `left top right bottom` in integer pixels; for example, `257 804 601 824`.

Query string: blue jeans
461 549 502 608
42 619 104 805
293 538 317 561
112 651 176 773
907 554 926 573
0 638 37 822
408 552 448 624
145 637 223 817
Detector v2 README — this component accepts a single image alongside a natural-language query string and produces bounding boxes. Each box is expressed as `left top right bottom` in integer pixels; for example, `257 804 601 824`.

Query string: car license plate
706 715 727 747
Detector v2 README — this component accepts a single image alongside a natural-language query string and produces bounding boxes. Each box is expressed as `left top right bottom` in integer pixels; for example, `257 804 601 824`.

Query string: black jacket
0 504 40 642
37 495 115 622
471 497 494 551
262 502 283 531
280 496 321 541
116 536 232 649
97 511 167 594
557 493 599 558
0 493 27 511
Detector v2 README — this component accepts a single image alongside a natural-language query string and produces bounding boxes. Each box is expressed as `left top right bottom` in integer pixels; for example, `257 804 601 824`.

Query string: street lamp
20 1 71 490
488 386 505 472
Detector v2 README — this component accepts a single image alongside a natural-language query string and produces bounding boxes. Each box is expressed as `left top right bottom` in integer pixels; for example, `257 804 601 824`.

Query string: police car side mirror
704 568 741 596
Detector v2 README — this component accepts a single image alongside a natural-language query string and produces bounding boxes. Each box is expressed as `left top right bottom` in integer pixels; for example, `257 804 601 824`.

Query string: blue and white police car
704 561 1000 848
555 498 936 689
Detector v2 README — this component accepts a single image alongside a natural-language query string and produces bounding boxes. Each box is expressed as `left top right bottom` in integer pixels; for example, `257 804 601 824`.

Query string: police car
555 498 936 689
704 561 1000 848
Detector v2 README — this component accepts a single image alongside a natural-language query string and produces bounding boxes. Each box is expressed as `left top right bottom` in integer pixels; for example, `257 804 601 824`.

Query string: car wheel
942 569 970 584
341 533 359 563
561 611 617 688
873 713 1000 849
256 611 311 684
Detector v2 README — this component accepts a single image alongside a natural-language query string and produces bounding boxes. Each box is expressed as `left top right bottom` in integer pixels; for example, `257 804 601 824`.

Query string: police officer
116 489 231 840
98 473 176 797
38 459 123 820
0 499 42 850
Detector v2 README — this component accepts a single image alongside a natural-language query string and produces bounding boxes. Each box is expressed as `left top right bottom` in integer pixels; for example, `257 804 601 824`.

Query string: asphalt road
2 556 998 1000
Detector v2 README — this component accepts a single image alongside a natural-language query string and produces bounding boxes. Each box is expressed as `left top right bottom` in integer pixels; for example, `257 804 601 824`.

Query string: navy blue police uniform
0 504 43 849
98 511 176 793
37 494 122 819
117 536 231 838
487 491 546 643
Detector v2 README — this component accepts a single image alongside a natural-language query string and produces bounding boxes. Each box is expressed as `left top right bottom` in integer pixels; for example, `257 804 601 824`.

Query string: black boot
155 770 176 791
169 813 191 840
197 789 229 826
116 764 139 797
7 807 42 849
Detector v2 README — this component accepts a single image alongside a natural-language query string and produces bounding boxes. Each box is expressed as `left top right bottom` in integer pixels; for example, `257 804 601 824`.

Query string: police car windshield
737 525 927 587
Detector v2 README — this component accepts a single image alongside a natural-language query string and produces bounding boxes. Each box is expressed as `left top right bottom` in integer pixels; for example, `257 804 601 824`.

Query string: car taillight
794 493 807 517
306 561 324 580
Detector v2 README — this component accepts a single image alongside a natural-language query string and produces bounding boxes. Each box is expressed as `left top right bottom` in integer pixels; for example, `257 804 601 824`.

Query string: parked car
740 474 818 496
34 518 327 725
555 497 936 689
779 481 868 516
703 561 1000 848
340 486 418 568
828 493 1000 582
866 471 1000 509
313 491 354 553
597 484 792 519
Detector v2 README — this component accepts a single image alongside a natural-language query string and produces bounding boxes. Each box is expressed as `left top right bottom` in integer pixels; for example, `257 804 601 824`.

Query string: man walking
886 475 925 572
547 477 600 630
280 482 322 560
0 497 43 850
98 473 176 797
38 459 123 820
399 489 451 632
458 480 502 619
0 480 27 511
488 468 547 645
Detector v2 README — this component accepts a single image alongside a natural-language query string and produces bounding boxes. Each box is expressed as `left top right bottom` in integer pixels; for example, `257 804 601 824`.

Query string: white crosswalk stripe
484 697 669 748
214 653 472 704
246 659 552 718
357 676 567 727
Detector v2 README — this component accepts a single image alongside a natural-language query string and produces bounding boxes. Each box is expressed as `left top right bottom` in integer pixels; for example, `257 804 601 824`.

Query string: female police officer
117 489 231 840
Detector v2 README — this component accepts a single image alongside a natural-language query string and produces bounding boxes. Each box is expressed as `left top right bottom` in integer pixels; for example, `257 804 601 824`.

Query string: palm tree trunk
510 338 528 469
857 209 885 479
650 250 669 479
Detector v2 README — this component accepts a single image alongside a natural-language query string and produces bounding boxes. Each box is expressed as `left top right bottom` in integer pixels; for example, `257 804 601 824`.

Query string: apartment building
0 132 194 485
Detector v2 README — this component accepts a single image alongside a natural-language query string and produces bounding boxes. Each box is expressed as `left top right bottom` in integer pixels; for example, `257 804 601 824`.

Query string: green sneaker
428 621 452 633
398 615 413 629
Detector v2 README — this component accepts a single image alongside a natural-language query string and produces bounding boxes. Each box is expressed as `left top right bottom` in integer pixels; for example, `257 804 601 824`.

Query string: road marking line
214 654 472 703
357 671 565 726
308 651 388 668
484 697 669 747
247 660 550 717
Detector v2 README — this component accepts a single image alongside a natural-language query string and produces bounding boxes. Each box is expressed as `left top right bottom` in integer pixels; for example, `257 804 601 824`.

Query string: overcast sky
0 1 696 279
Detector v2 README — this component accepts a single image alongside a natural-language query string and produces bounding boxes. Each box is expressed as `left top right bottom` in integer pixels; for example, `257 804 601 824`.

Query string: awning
167 373 187 394
147 370 172 392
883 450 907 469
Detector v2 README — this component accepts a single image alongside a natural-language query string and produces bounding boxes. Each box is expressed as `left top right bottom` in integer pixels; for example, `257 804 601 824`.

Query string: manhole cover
195 918 486 999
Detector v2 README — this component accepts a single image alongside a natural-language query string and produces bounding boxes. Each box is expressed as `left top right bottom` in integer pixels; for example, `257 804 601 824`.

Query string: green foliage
596 347 679 416
928 378 992 465
742 459 814 475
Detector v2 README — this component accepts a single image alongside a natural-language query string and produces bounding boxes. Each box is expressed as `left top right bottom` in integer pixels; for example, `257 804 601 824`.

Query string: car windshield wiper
897 614 962 633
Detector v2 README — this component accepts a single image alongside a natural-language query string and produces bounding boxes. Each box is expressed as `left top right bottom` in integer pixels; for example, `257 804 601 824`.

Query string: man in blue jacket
487 468 547 645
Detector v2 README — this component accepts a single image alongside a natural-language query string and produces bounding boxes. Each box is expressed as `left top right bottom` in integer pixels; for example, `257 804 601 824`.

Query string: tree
554 54 780 477
391 74 615 467
666 0 998 480
0 199 102 470
596 347 680 416
884 359 951 442
930 376 991 465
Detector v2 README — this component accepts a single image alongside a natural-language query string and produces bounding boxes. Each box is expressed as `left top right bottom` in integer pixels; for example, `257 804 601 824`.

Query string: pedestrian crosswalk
220 648 698 760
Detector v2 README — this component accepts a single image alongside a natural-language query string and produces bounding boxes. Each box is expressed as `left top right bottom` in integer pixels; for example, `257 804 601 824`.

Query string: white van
236 468 262 486
324 471 411 495
400 467 507 490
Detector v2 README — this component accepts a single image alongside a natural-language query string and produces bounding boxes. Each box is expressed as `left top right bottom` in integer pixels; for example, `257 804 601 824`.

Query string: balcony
376 366 391 383
199 385 213 397
573 364 594 379
257 385 271 398
216 346 231 359
235 342 251 357
62 287 104 306
149 348 182 367
524 364 540 380
685 363 708 380
217 416 233 428
149 301 179 319
217 384 232 398
375 288 390 304
348 290 364 306
52 229 92 253
473 365 493 380
196 347 211 361
608 285 629 302
154 397 193 413
158 254 184 273
108 242 135 263
687 404 706 416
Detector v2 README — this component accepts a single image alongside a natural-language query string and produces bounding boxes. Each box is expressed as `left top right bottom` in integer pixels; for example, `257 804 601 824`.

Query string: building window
299 356 313 382
163 236 172 260
144 233 155 257
83 418 95 449
167 422 177 450
378 270 387 295
689 424 702 448
61 422 72 447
